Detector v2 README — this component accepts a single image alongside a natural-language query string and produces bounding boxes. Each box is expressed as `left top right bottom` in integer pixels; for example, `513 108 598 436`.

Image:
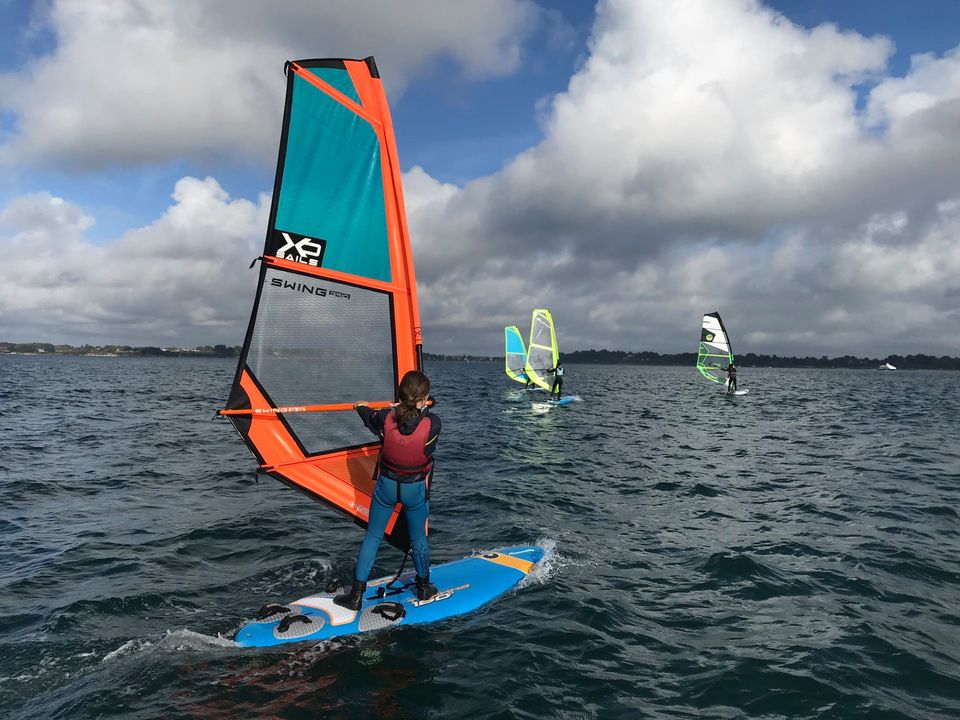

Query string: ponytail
394 370 430 425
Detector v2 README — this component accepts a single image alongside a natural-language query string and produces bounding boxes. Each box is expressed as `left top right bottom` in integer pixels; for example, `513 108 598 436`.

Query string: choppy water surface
1 356 959 719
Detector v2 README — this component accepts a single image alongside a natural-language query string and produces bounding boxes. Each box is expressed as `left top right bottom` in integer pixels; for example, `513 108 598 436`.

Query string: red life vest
379 411 433 478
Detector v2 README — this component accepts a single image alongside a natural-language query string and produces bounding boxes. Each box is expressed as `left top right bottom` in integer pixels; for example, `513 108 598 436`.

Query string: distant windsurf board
532 395 579 409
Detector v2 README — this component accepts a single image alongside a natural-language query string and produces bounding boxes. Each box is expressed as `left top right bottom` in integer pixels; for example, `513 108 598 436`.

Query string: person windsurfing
725 362 737 393
334 370 441 611
550 361 564 400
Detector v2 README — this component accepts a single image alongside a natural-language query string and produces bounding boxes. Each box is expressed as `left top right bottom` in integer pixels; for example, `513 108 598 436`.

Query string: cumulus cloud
0 0 540 169
410 197 960 357
0 178 267 345
3 0 960 357
403 0 960 356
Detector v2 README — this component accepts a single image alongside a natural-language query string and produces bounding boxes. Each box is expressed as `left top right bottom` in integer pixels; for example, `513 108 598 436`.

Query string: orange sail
223 58 423 549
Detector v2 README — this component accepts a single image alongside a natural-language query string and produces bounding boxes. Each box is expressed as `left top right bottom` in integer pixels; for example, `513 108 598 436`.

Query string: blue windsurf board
533 395 579 407
235 545 544 648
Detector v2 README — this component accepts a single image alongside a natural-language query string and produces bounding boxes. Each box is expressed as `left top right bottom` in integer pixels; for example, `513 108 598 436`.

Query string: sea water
1 355 958 718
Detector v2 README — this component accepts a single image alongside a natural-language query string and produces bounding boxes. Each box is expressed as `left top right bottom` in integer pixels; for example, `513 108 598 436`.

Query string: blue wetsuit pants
355 475 430 582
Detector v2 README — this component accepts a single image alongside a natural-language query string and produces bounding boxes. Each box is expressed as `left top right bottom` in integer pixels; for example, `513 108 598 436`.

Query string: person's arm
423 413 442 458
356 404 388 437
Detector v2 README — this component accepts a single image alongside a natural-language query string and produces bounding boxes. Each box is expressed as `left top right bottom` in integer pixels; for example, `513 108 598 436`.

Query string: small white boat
879 362 896 370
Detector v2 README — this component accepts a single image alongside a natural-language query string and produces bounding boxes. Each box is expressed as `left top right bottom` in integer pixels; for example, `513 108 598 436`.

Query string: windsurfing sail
221 57 422 550
697 311 733 385
524 309 559 391
504 325 528 384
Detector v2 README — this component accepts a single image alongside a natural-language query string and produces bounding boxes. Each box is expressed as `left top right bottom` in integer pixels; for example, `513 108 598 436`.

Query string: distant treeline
6 343 958 369
423 353 497 362
0 342 242 358
559 349 960 370
424 349 960 370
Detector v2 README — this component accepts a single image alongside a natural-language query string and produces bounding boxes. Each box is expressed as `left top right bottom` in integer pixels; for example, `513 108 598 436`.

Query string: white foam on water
156 629 238 651
101 638 147 663
100 629 238 666
248 558 334 597
297 559 333 586
519 537 559 588
530 395 582 413
0 673 40 684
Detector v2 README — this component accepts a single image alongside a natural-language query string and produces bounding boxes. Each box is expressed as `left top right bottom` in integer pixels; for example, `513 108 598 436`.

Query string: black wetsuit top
726 365 737 390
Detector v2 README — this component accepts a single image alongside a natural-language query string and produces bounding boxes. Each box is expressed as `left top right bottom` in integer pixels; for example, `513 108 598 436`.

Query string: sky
1 0 959 357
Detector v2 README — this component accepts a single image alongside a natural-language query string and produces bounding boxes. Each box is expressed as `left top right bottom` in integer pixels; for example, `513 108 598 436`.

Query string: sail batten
224 57 421 550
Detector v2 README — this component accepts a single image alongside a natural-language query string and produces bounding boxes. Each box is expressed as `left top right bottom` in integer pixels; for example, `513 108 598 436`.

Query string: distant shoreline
430 350 959 370
0 342 240 358
3 343 957 370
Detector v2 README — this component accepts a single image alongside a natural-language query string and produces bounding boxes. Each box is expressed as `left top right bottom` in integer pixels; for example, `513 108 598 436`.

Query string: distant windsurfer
725 362 737 393
334 370 441 611
550 361 564 400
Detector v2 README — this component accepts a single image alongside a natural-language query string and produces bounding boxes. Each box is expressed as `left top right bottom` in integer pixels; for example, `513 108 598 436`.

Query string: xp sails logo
268 230 327 267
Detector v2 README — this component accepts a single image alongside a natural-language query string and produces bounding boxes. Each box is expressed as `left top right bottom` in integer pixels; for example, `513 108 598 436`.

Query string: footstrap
276 614 312 633
371 602 406 622
256 603 291 620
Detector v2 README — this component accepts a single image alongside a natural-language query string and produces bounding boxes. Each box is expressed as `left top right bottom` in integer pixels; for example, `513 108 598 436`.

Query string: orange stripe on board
481 553 534 574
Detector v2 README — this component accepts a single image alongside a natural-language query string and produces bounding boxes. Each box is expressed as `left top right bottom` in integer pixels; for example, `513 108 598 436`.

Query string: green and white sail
697 311 734 385
504 325 529 384
524 309 559 391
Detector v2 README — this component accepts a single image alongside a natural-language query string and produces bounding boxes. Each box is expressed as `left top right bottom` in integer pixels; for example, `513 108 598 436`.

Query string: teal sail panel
274 67 390 282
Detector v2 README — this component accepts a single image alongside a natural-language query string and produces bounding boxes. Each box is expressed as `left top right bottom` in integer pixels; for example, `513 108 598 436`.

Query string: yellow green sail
524 309 559 391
